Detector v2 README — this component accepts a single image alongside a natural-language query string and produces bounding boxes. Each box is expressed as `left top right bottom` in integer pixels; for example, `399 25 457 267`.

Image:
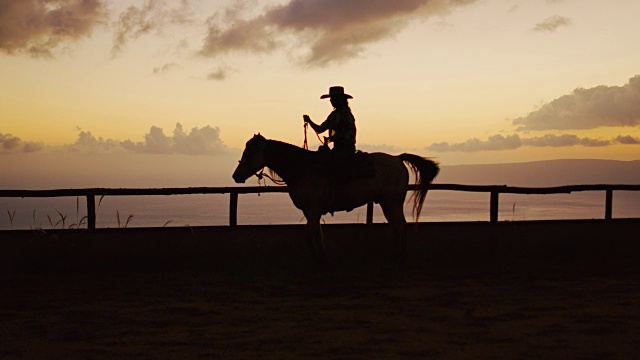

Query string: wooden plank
366 202 374 224
1 184 639 230
2 184 639 198
86 195 96 230
490 191 499 223
229 192 238 227
605 188 613 220
0 186 288 198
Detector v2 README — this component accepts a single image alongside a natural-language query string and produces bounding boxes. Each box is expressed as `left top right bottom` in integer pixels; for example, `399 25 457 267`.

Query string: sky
1 0 640 188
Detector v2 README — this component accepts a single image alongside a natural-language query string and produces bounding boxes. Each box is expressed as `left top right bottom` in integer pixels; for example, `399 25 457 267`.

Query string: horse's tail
399 153 440 221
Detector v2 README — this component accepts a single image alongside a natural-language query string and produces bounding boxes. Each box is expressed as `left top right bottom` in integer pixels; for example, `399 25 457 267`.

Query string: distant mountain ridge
437 159 640 187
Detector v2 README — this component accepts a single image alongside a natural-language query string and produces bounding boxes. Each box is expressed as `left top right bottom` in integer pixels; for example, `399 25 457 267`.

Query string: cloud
152 62 181 74
199 0 479 67
121 123 227 155
1 125 227 155
357 143 406 153
65 130 121 152
426 133 640 152
207 66 230 81
0 0 107 58
0 133 44 153
111 0 194 56
532 15 572 32
428 134 522 152
615 135 640 145
521 134 609 147
513 75 640 131
507 4 519 13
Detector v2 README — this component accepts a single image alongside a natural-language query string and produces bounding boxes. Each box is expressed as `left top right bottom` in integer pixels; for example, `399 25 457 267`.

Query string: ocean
2 189 639 230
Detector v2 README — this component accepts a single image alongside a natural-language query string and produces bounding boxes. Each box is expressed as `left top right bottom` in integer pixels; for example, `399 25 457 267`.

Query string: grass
69 196 88 229
4 195 179 230
47 198 89 229
4 197 89 230
116 210 134 228
507 202 526 222
7 209 16 229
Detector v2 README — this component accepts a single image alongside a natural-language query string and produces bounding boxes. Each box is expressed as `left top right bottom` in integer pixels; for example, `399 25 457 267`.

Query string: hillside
437 159 640 187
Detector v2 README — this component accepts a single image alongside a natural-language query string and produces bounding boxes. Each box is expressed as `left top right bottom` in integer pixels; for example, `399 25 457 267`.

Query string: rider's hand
303 115 311 123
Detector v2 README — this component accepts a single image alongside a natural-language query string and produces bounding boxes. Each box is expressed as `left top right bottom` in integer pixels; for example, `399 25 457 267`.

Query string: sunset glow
1 0 640 188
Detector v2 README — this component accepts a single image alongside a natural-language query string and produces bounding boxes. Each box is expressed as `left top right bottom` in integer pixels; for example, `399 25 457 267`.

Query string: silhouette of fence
2 184 639 230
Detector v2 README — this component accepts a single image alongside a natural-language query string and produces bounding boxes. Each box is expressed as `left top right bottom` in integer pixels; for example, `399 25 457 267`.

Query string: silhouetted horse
232 134 439 262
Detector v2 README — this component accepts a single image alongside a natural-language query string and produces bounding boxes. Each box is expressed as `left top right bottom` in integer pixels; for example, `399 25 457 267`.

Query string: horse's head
232 133 267 183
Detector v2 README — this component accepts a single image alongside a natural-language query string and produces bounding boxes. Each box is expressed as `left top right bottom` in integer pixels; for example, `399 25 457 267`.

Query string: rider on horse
303 86 357 206
303 86 356 156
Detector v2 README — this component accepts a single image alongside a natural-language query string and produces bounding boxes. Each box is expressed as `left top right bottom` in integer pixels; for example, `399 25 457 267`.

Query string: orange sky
1 0 639 183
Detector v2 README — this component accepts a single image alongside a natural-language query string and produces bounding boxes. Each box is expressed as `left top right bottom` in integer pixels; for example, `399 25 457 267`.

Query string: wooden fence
1 184 639 229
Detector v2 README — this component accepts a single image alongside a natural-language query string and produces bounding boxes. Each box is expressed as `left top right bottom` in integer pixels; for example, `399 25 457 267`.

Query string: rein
303 121 323 150
254 124 322 188
255 167 286 186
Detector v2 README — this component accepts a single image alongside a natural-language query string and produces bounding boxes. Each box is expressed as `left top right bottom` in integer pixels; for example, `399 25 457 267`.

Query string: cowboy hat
320 86 353 99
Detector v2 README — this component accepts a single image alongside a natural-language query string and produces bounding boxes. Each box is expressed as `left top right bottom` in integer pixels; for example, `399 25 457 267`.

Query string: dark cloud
615 135 640 145
0 133 44 152
121 123 227 155
532 15 572 32
199 0 478 67
111 0 193 56
426 133 640 152
513 75 640 131
0 0 107 58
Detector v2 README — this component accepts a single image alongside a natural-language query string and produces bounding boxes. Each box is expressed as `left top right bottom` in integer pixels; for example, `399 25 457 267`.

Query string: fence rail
2 184 639 229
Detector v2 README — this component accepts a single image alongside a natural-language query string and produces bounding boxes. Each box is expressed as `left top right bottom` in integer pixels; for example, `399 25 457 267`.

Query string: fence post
86 194 96 229
605 188 613 220
490 190 499 223
366 202 374 224
229 192 238 227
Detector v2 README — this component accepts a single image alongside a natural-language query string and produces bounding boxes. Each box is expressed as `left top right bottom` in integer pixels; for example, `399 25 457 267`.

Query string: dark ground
2 221 640 359
2 263 640 359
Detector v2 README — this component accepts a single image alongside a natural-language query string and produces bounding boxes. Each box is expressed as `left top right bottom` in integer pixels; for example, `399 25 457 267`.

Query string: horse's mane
263 138 315 181
266 167 283 182
266 138 311 155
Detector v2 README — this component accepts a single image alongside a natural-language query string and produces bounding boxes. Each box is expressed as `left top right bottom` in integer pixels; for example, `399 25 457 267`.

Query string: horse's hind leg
304 211 326 264
380 199 408 263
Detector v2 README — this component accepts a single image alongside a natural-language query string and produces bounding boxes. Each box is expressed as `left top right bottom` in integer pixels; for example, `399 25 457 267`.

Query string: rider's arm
303 115 329 133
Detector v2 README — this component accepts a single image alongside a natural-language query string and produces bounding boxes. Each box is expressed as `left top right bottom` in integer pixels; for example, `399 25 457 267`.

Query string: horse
232 134 439 263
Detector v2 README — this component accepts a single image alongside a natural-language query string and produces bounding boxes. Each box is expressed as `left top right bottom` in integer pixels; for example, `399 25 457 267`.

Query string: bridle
255 167 286 186
253 122 323 187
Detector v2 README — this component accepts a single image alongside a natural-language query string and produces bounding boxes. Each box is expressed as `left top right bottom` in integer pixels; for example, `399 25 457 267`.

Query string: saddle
316 146 376 181
315 147 375 214
350 150 376 180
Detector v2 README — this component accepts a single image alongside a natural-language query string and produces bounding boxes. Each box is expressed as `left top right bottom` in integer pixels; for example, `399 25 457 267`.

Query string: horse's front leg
303 211 326 264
